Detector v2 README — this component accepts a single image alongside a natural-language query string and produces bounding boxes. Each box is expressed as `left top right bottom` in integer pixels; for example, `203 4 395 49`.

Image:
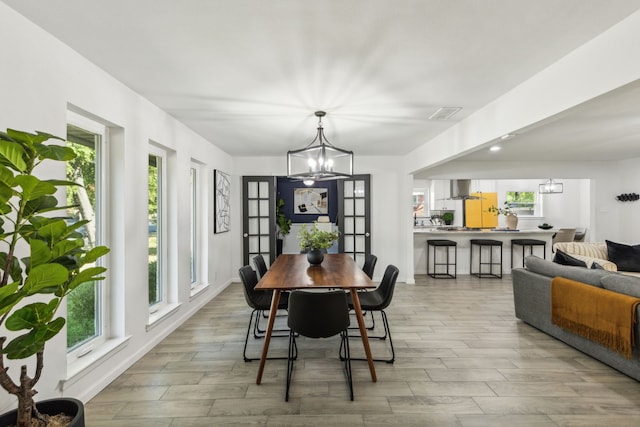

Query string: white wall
0 3 234 411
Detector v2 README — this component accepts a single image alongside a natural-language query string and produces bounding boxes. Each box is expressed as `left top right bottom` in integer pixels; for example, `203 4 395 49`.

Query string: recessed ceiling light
490 146 501 152
500 133 515 140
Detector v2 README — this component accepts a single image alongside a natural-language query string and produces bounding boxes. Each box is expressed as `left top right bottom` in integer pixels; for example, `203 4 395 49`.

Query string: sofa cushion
554 242 609 260
524 255 610 287
606 240 640 272
600 273 640 298
553 250 587 267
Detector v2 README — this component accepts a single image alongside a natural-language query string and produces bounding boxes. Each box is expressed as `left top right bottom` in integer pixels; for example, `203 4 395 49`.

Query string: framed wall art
293 187 328 214
214 169 230 233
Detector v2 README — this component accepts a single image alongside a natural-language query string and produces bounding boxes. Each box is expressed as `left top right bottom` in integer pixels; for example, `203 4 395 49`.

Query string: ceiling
4 0 640 160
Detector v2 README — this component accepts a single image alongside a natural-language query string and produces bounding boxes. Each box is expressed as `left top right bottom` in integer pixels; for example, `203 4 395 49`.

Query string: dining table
254 253 377 384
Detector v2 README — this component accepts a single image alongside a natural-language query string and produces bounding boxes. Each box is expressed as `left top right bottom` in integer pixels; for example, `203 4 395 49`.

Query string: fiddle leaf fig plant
0 129 110 426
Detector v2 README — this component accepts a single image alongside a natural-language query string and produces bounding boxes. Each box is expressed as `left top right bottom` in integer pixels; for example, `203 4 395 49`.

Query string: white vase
505 213 518 230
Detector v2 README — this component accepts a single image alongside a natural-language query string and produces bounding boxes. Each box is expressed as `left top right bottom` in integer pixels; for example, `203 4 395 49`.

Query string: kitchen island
414 228 557 276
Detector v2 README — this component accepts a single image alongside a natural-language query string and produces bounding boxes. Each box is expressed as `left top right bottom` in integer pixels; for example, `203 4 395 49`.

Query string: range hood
449 179 480 200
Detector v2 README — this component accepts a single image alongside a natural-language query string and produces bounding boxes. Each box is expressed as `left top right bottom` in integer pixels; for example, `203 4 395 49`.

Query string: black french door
338 174 371 265
242 174 371 267
242 176 275 267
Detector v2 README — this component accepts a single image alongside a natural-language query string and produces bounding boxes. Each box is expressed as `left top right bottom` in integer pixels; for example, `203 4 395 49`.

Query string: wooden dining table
254 253 377 384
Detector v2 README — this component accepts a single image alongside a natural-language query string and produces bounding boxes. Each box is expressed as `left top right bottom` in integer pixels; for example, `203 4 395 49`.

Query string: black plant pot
306 249 325 265
276 239 283 257
0 397 85 427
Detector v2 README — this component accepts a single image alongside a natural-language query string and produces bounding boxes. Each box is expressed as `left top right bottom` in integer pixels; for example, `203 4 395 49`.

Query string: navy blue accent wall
276 177 338 223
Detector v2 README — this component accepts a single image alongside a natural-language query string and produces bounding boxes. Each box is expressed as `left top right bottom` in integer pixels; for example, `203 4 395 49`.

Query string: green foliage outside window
66 135 100 349
505 191 535 216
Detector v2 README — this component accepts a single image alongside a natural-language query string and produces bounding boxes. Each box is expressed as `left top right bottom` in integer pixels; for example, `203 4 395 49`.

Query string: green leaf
15 174 56 201
0 252 23 283
23 263 68 295
1 316 64 359
28 239 52 267
2 331 43 359
5 299 57 331
23 195 59 218
52 239 84 261
44 179 83 187
68 266 106 290
0 282 23 316
35 144 76 162
0 181 13 207
82 246 110 265
0 139 27 172
35 218 67 242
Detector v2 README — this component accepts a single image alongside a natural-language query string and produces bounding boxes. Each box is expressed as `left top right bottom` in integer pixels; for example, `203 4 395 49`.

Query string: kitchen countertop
414 228 556 234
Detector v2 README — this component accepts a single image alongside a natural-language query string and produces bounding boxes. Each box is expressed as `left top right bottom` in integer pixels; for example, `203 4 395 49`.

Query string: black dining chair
362 254 378 280
238 265 290 362
358 254 378 330
346 264 399 363
252 254 268 279
286 290 353 401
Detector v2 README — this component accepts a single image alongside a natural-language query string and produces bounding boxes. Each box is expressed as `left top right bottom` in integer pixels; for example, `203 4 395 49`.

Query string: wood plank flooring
86 275 640 426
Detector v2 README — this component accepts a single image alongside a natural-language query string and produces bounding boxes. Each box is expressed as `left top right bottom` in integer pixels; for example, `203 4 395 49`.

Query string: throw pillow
553 250 587 267
606 240 640 272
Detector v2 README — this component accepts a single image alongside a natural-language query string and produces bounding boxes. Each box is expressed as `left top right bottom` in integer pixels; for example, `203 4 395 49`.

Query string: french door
242 174 371 266
338 174 371 266
242 176 275 267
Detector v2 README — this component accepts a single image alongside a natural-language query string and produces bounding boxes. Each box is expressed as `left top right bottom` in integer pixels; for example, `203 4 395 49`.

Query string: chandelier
539 178 563 194
287 111 353 183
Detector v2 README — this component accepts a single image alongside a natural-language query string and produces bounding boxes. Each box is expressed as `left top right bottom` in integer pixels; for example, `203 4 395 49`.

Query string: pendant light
539 178 563 194
287 111 353 183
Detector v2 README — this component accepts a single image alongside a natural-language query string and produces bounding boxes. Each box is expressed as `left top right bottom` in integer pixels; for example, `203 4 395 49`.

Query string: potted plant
0 129 110 426
275 198 291 256
298 223 340 265
441 212 454 226
488 202 518 229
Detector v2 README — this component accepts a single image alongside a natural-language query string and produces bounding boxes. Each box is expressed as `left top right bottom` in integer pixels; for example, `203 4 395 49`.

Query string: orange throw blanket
551 277 640 359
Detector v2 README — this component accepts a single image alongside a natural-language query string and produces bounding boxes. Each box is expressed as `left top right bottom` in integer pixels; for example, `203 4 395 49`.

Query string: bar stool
426 239 457 279
511 238 546 268
470 239 503 278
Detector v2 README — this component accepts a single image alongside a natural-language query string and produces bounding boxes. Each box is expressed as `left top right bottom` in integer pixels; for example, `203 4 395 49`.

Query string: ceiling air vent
428 107 462 120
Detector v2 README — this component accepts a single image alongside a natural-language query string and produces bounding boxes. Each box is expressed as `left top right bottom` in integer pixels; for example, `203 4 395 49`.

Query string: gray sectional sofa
512 255 640 381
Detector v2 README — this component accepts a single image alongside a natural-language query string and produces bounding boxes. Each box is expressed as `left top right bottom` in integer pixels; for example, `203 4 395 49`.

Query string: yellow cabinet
465 192 498 228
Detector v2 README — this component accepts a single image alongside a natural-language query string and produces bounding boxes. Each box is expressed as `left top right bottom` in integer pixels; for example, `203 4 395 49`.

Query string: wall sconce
616 193 639 202
539 179 563 194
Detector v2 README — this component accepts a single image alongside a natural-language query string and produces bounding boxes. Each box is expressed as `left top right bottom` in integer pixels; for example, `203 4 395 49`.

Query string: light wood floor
86 275 640 426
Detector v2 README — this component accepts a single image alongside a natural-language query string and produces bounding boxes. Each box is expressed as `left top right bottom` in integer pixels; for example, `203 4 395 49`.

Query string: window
505 191 538 216
148 149 166 308
66 114 108 353
190 166 197 284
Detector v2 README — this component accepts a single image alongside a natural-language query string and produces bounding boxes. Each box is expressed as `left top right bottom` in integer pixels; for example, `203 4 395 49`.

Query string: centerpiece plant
0 129 110 426
298 223 339 265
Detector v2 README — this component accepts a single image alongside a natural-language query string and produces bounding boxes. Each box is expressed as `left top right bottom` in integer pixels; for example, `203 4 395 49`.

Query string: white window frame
504 190 543 217
148 145 168 312
191 159 209 297
190 165 198 286
66 111 109 363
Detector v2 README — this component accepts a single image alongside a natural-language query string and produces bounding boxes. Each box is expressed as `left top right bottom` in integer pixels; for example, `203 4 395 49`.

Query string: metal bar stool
470 239 503 278
427 239 457 278
511 238 546 268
